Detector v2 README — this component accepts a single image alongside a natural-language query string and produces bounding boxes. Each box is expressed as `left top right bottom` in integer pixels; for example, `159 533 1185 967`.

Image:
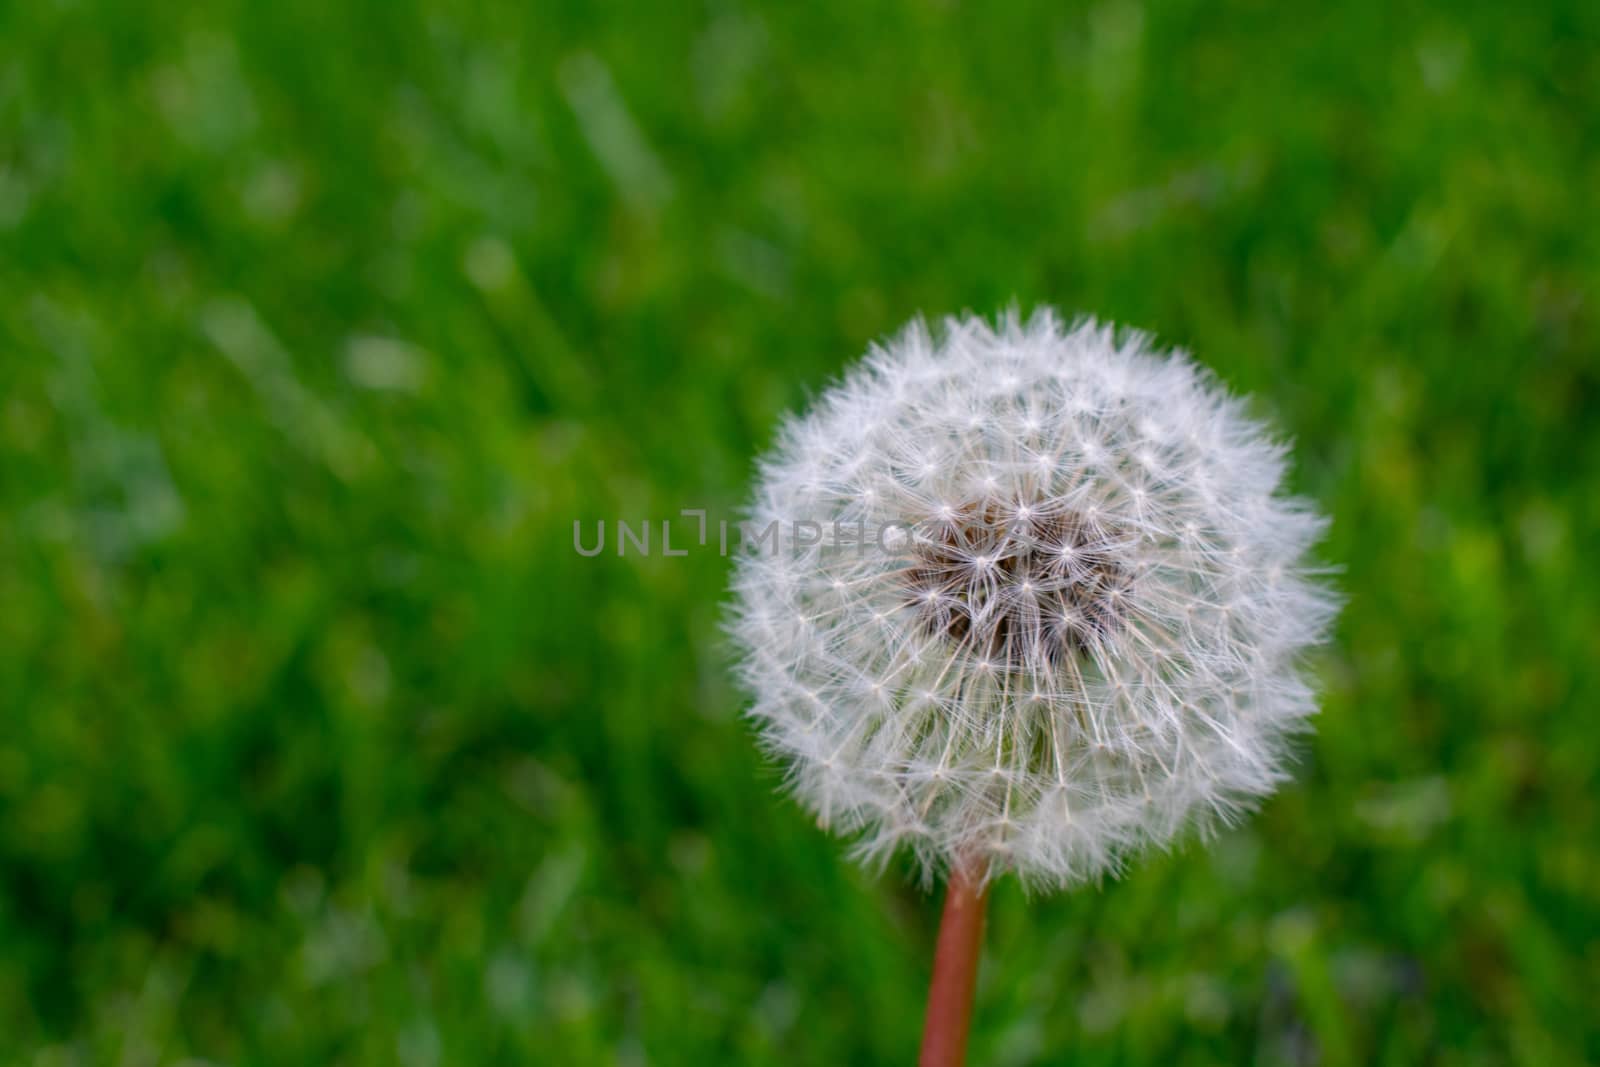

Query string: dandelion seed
729 308 1337 891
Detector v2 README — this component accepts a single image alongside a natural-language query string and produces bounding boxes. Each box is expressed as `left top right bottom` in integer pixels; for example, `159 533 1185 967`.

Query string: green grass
2 1 1597 1063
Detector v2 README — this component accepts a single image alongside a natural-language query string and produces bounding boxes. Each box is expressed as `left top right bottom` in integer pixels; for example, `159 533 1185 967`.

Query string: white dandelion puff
728 309 1339 892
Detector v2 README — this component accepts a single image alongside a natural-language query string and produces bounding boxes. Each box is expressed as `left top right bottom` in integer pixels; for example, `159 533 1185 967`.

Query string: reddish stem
918 862 990 1067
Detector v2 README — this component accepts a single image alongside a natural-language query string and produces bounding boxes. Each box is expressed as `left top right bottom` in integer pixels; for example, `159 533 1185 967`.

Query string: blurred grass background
2 0 1598 1063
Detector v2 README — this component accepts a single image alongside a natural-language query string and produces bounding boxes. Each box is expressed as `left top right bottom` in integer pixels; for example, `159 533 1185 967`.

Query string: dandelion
728 309 1337 1065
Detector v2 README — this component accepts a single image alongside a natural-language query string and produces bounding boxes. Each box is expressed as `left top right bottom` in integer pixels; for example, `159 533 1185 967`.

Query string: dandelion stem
918 860 989 1067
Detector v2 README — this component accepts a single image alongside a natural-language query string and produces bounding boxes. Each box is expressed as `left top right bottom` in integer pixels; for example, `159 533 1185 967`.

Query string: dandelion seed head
728 309 1338 891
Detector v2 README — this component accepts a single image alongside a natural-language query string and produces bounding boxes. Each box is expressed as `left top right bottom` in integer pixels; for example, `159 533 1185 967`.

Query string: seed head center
901 498 1129 668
